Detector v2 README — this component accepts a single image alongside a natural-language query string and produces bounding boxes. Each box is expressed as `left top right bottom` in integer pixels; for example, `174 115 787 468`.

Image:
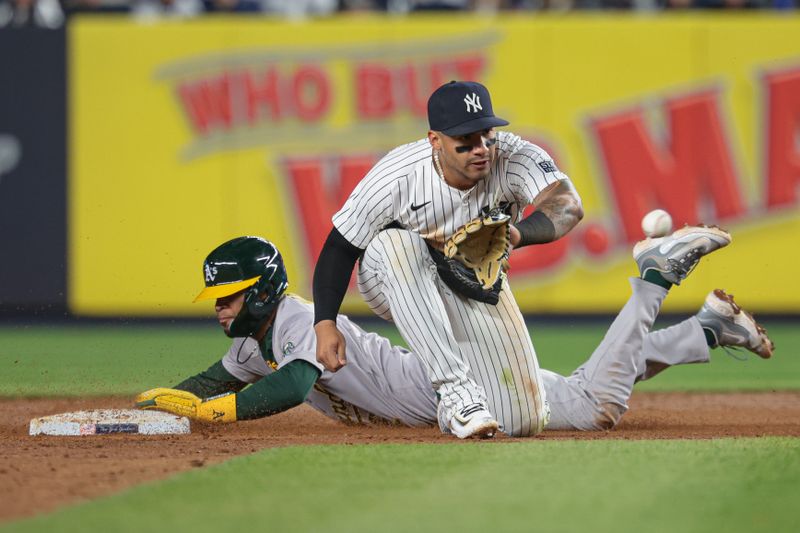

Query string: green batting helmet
195 236 289 338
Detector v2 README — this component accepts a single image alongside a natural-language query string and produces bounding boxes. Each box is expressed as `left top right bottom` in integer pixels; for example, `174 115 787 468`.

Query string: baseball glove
428 208 511 305
136 388 237 423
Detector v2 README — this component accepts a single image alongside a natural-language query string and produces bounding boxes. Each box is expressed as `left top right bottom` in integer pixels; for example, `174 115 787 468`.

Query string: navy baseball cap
427 81 509 136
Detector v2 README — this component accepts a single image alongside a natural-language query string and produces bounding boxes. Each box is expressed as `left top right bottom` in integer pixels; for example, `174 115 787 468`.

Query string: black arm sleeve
514 210 556 248
173 360 247 398
312 227 364 325
235 360 321 420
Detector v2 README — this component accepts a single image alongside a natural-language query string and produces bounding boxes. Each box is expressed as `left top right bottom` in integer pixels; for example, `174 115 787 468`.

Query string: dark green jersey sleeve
173 359 247 398
235 360 321 420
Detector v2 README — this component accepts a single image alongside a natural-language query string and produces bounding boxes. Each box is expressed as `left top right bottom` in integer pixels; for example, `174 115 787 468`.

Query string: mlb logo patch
538 160 558 174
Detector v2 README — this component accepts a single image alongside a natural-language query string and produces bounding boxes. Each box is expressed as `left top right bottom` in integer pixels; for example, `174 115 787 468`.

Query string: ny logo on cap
204 263 218 282
464 93 482 113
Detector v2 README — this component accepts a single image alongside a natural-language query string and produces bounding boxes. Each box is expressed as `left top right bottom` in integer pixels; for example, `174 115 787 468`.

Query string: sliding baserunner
137 229 773 432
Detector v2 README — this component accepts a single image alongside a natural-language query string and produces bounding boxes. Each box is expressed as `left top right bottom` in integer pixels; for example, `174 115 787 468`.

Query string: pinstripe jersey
333 131 570 248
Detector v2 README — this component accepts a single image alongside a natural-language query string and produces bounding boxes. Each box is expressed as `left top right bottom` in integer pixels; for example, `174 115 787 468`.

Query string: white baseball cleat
633 224 732 285
696 289 775 359
439 403 499 439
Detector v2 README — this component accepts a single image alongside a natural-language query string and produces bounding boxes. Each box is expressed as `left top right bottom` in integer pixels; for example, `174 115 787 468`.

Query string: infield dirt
3 392 799 523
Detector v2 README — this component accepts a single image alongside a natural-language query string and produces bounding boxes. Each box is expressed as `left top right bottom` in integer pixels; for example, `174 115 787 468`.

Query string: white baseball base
29 409 190 436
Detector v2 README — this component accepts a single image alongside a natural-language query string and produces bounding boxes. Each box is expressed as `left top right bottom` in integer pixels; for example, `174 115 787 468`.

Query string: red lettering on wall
353 54 487 120
284 155 378 263
356 65 395 119
292 66 331 122
177 74 234 135
591 90 745 242
244 69 281 124
176 64 331 135
402 63 436 117
765 67 800 208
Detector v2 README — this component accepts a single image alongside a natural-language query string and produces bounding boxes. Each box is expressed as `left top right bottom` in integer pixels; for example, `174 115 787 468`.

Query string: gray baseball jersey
222 295 437 427
221 283 710 432
330 131 570 436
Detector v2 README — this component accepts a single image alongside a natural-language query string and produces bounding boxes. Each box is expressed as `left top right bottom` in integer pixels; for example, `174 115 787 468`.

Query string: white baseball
641 209 673 237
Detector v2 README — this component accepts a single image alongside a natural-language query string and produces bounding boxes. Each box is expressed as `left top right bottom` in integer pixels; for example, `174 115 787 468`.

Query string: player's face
215 290 246 335
431 129 497 189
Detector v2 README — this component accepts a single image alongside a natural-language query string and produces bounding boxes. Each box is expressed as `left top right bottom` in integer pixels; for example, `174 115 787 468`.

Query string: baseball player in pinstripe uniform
136 231 774 431
312 80 583 438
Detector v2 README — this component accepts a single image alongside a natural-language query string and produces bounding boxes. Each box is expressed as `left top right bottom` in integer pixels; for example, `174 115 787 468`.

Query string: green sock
702 327 718 348
643 270 672 290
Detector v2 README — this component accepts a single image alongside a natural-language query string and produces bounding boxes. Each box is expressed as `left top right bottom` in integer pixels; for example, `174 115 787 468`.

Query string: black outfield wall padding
0 27 67 314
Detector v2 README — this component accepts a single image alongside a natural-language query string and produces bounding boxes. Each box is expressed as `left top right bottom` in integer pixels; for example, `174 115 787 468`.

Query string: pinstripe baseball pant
356 228 549 437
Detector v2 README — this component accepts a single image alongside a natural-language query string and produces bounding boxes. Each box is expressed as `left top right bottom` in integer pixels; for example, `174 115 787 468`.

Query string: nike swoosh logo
658 242 675 254
410 201 431 212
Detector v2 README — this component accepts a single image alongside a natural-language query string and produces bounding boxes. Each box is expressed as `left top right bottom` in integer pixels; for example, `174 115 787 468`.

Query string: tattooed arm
510 180 584 248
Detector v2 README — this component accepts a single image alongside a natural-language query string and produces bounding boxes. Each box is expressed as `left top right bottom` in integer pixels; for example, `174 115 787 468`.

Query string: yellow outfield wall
69 14 800 316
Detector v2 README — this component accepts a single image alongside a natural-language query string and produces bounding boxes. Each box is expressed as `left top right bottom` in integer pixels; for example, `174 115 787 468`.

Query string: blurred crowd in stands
1 0 797 29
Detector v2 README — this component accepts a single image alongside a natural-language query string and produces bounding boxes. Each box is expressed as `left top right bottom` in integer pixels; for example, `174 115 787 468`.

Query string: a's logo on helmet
204 263 218 283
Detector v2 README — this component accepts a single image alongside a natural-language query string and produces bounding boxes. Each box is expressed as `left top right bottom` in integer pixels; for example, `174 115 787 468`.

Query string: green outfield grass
0 322 798 396
3 438 798 533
